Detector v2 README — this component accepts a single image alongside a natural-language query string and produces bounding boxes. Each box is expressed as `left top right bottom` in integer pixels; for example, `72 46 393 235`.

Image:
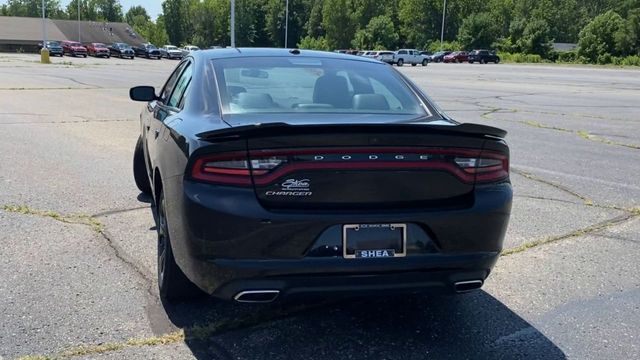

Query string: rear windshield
213 57 428 116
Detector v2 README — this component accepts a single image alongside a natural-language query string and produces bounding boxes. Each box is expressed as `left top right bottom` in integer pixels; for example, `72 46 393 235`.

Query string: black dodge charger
130 48 512 303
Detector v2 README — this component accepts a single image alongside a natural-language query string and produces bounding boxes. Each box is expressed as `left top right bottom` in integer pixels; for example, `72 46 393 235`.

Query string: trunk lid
197 121 508 210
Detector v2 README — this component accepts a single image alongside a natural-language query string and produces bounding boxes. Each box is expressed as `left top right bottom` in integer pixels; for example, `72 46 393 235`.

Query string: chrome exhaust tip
234 290 280 303
453 280 484 293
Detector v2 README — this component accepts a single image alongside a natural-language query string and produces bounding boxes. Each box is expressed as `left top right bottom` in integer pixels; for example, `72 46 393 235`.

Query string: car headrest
236 93 275 109
352 94 390 111
313 74 351 108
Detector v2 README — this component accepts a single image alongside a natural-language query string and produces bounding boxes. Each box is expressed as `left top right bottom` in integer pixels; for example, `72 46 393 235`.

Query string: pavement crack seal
501 212 637 256
505 170 640 255
14 301 334 360
2 204 104 233
482 111 640 150
576 130 640 150
1 204 152 285
512 168 594 205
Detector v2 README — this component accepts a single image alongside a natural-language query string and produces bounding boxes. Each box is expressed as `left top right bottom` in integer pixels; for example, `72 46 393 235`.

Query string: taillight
454 152 509 183
191 152 288 186
190 148 508 186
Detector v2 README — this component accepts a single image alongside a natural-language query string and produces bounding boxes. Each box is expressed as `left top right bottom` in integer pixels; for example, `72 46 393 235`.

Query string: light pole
440 0 447 49
77 0 81 43
284 0 289 48
41 0 49 63
230 0 236 47
41 0 46 45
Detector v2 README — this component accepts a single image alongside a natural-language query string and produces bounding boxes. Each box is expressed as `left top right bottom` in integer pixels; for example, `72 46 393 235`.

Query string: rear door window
167 62 193 108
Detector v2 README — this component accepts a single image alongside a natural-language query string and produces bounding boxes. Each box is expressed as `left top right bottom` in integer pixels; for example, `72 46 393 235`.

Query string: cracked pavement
0 54 639 359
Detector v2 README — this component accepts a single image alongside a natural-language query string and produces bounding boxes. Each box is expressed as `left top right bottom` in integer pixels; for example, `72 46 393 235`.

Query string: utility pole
77 0 81 43
230 0 236 47
440 0 447 49
284 0 289 48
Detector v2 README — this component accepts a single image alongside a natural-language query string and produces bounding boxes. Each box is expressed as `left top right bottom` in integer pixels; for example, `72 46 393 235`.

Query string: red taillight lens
454 152 509 183
191 152 287 186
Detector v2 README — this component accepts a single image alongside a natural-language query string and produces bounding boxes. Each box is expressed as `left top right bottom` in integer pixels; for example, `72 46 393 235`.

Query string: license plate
343 224 406 259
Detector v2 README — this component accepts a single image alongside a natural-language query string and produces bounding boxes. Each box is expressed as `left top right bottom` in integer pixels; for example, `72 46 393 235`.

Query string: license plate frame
342 224 407 259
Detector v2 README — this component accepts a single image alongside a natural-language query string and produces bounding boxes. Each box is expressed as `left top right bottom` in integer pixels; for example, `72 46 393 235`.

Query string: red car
86 43 110 58
443 51 469 63
61 41 87 57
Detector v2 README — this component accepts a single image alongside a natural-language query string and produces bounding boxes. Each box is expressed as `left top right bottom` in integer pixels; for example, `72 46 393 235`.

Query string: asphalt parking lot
0 53 639 360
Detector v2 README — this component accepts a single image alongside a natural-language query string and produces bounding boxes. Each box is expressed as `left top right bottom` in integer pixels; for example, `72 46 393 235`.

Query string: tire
119 53 123 59
422 59 428 66
157 190 201 301
495 58 500 64
396 59 404 66
133 136 152 194
469 61 474 64
411 63 417 66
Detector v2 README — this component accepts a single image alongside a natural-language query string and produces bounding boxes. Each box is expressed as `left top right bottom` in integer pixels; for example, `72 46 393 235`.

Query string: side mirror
130 86 158 102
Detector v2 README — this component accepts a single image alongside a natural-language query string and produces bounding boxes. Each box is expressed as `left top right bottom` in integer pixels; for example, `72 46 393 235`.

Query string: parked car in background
468 50 501 64
109 43 135 59
39 41 63 56
430 51 452 63
86 43 110 58
61 41 87 57
134 43 162 59
419 51 432 58
373 51 395 64
182 45 200 56
160 45 183 59
393 49 429 66
443 51 469 63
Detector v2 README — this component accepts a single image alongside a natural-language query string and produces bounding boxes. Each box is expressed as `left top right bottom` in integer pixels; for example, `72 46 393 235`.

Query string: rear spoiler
197 122 507 141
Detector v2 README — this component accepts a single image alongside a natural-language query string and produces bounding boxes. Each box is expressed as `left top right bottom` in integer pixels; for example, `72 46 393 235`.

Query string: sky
0 1 163 20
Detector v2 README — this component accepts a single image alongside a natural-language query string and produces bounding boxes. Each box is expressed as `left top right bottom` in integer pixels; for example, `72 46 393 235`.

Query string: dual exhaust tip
233 280 483 302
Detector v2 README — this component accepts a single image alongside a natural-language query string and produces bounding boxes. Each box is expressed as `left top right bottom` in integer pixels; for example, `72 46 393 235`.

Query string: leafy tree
298 35 330 50
125 5 149 25
577 10 626 62
5 0 66 19
398 0 437 48
351 15 398 50
457 12 498 50
322 0 355 49
350 0 386 29
162 0 191 45
305 0 324 37
614 9 640 55
93 0 123 22
517 19 553 56
189 0 230 47
66 0 96 21
265 0 311 48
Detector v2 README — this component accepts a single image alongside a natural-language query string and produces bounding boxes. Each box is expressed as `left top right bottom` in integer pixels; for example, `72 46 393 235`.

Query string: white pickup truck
392 49 429 66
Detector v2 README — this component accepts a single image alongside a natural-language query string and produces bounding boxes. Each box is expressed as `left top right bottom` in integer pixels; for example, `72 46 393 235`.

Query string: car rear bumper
164 177 511 298
211 253 498 301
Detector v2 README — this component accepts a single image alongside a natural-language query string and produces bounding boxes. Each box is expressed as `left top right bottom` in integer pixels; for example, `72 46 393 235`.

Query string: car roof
193 47 382 64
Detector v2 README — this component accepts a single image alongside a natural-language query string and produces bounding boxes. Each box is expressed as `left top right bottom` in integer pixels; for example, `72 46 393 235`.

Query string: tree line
2 0 639 64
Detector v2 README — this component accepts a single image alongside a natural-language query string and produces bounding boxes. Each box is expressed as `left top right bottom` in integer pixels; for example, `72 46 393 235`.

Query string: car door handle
154 129 160 139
